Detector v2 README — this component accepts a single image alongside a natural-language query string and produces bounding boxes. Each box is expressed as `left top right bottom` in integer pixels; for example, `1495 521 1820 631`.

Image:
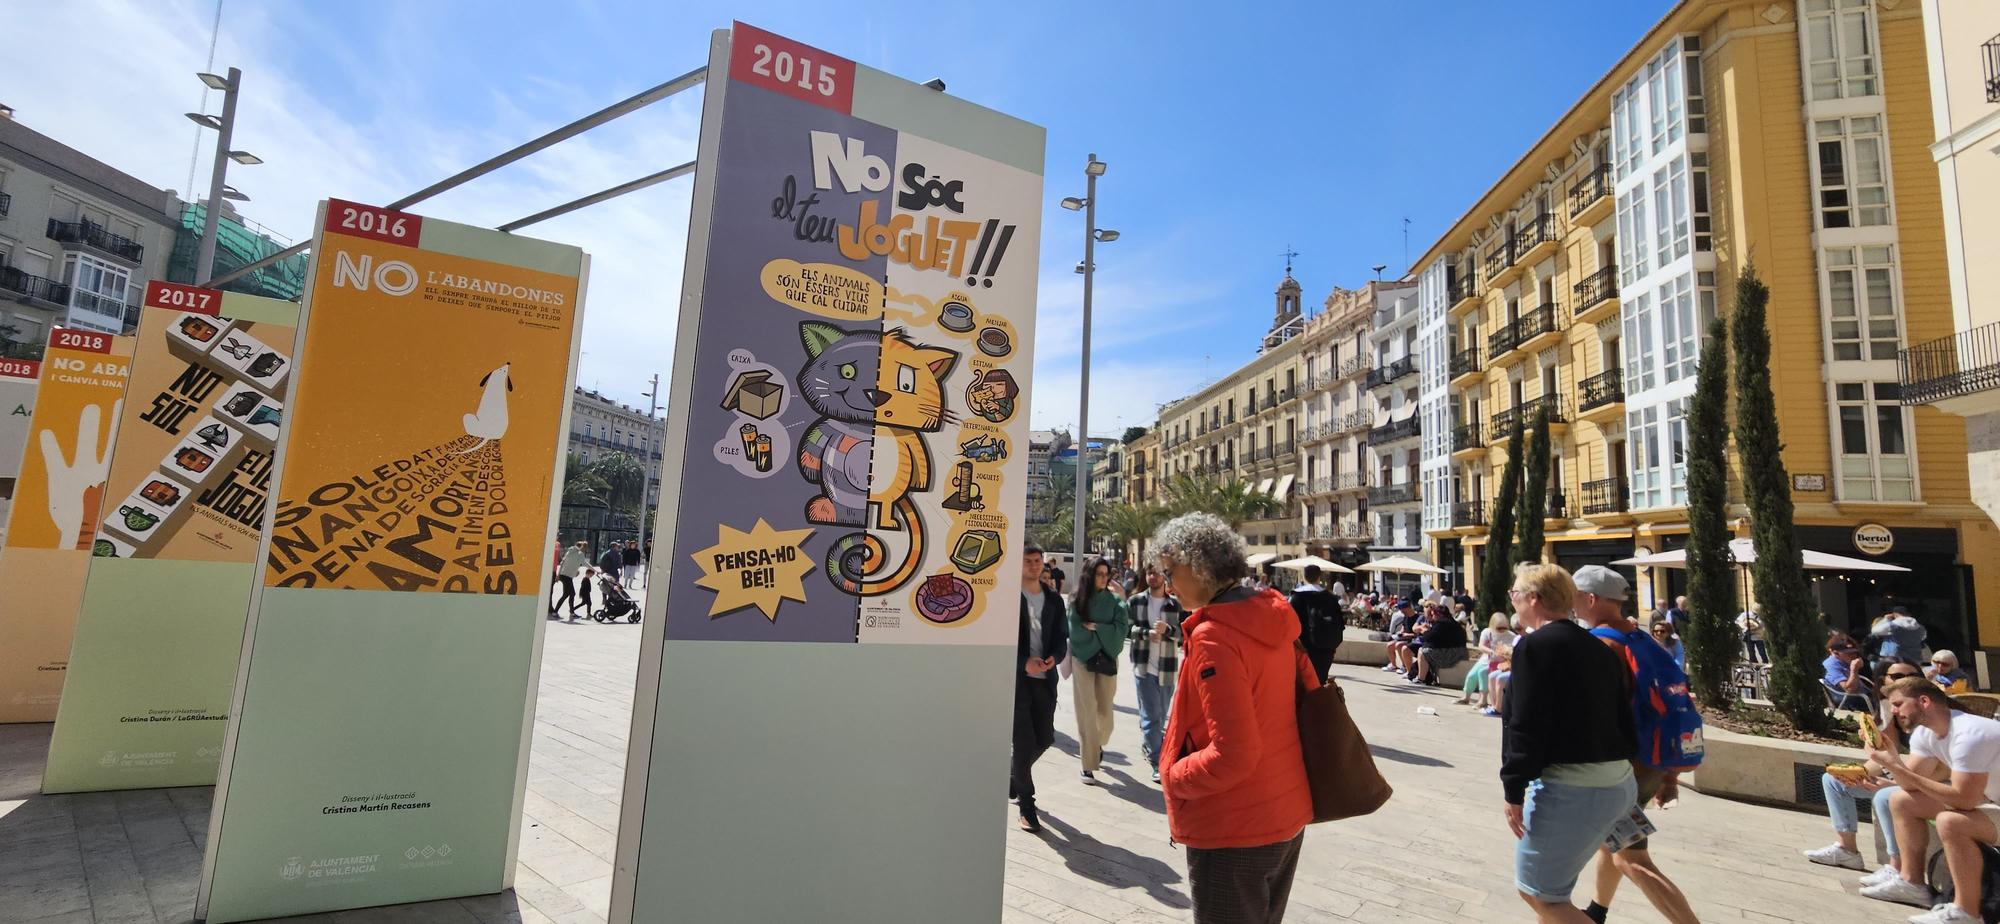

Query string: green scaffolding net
167 203 308 300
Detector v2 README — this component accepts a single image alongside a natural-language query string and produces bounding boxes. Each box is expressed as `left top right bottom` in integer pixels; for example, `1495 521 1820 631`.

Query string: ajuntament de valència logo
405 843 453 861
278 853 378 881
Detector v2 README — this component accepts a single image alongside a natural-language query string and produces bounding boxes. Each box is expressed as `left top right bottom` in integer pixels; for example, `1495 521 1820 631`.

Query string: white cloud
0 0 700 413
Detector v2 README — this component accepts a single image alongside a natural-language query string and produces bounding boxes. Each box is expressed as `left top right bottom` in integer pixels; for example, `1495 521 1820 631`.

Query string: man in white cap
1572 565 1699 924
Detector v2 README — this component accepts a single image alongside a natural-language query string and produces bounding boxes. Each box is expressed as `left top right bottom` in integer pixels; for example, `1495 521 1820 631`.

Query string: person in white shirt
1865 676 2000 922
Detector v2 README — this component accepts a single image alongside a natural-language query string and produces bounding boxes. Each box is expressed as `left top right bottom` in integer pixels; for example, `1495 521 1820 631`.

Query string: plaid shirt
1126 591 1183 676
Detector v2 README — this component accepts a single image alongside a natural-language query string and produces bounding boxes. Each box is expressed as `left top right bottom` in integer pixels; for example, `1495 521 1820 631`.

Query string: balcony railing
0 192 10 218
1449 273 1480 305
1366 355 1415 390
1985 35 2000 103
1450 421 1483 453
1545 492 1571 521
1449 346 1480 380
0 266 73 306
46 219 144 263
1331 472 1367 493
1581 477 1630 516
1577 368 1625 411
1573 265 1619 316
1568 164 1611 218
1369 415 1420 444
1274 440 1295 458
1491 394 1567 434
1510 213 1554 259
1451 501 1485 528
1368 482 1418 506
1338 354 1367 380
1483 245 1509 282
1488 303 1562 360
1332 410 1372 435
1900 320 2000 405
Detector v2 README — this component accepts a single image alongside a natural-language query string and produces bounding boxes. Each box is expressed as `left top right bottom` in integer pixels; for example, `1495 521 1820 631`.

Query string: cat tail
823 497 925 597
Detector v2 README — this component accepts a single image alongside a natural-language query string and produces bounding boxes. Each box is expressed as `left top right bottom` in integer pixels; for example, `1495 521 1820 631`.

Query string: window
64 254 129 332
1815 116 1889 229
1834 382 1913 500
1824 245 1900 360
1625 399 1690 509
1691 153 1712 252
1803 0 1879 101
1659 274 1697 385
1617 193 1649 287
1624 292 1656 393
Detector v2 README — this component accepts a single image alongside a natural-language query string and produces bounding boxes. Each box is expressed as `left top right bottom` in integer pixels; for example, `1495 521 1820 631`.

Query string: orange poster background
3 337 135 551
263 230 578 594
0 335 134 722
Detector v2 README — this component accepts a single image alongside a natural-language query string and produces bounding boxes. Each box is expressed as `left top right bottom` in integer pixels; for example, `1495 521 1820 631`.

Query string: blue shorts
1515 776 1638 902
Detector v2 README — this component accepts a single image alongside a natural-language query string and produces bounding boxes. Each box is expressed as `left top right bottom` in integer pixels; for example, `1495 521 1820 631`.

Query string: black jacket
598 548 623 571
1018 588 1069 694
1421 616 1467 649
1500 618 1636 804
623 547 641 566
1287 587 1345 650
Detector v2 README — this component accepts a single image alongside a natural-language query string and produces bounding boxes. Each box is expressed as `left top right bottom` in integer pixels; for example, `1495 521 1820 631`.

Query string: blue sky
7 0 1671 432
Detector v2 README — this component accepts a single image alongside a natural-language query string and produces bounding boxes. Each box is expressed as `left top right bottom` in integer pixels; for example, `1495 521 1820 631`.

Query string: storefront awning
1255 478 1274 496
1273 474 1296 498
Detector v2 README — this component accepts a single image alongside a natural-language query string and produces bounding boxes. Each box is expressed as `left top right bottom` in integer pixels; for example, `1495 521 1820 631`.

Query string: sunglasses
1886 672 1920 679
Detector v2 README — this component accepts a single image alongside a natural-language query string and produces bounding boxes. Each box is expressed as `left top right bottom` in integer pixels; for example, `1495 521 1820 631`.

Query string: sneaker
1908 904 1979 924
1080 770 1097 785
1150 767 1161 784
1482 707 1501 717
1380 664 1399 673
1803 843 1866 871
1860 876 1934 907
1862 864 1903 887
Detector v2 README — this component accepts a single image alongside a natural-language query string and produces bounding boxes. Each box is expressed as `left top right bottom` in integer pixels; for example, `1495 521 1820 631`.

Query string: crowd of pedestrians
545 537 649 622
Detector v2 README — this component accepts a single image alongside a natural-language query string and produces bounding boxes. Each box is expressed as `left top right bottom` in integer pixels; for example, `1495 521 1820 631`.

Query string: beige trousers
1073 669 1118 771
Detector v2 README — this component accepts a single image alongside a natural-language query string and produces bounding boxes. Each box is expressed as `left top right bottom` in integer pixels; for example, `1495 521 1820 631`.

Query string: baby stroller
593 572 640 623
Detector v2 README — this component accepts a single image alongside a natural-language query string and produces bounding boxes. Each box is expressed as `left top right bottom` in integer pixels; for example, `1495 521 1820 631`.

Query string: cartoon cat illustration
795 321 959 597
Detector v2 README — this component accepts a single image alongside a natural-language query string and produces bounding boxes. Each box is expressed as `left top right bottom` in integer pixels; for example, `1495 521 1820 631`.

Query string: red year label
144 281 220 315
0 358 38 379
326 198 421 246
730 22 853 113
51 329 113 354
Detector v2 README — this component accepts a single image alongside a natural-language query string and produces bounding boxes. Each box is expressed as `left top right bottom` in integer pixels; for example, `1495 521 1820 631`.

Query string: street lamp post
1060 154 1116 574
186 68 261 286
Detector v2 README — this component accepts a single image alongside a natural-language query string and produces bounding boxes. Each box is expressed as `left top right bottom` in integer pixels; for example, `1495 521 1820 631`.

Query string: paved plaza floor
0 595 1931 922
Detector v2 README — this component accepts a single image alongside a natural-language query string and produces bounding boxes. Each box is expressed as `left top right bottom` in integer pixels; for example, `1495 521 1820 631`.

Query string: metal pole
202 67 709 288
1072 154 1097 574
498 160 696 231
195 67 239 286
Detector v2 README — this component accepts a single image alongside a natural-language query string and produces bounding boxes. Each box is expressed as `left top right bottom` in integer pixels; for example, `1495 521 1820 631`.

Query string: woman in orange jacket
1152 512 1315 924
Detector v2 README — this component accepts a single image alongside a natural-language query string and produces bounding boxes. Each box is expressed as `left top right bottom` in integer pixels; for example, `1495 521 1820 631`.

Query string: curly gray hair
1151 512 1248 591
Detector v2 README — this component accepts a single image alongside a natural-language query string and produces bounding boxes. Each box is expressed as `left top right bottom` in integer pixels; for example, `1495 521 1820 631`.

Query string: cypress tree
1729 266 1823 731
1514 405 1551 564
1476 422 1525 620
1683 314 1736 706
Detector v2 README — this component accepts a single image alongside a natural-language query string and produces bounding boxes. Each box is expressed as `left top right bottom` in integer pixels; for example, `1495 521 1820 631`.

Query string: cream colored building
1155 275 1308 561
1297 285 1377 570
1908 1 2000 531
1407 0 1999 662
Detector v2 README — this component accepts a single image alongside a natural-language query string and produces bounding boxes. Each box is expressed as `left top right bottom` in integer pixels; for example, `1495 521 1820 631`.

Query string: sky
2 0 1674 435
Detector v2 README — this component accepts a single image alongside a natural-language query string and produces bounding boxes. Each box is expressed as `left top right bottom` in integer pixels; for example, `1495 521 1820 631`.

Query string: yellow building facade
1413 0 2000 665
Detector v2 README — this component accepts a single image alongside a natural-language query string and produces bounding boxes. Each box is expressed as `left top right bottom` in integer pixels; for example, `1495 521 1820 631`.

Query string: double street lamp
1059 154 1119 573
186 68 262 285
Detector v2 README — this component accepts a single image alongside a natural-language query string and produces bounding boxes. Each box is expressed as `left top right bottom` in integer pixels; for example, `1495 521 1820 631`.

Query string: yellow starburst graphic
690 519 816 621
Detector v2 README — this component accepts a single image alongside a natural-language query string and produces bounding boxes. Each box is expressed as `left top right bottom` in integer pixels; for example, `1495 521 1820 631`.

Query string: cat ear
800 321 844 360
920 347 960 381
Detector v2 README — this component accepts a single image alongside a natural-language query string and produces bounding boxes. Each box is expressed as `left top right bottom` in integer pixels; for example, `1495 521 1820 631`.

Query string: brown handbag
1294 649 1393 823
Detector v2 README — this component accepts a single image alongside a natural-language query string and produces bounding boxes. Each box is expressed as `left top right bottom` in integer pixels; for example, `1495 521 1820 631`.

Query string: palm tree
562 452 610 506
1097 503 1165 564
588 451 648 521
1161 473 1278 529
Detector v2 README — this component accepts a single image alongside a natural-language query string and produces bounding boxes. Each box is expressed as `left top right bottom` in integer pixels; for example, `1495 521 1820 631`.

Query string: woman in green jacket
1069 556 1132 783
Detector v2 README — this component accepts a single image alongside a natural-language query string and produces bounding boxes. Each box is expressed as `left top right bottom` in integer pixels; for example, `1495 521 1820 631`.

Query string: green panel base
202 587 538 924
43 558 254 793
629 641 1013 923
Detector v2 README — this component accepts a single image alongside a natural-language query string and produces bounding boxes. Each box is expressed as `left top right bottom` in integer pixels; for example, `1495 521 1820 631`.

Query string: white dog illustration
459 363 511 453
39 400 121 549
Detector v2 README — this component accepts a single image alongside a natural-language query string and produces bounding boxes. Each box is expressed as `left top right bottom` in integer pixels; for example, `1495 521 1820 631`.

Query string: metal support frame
203 65 709 288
